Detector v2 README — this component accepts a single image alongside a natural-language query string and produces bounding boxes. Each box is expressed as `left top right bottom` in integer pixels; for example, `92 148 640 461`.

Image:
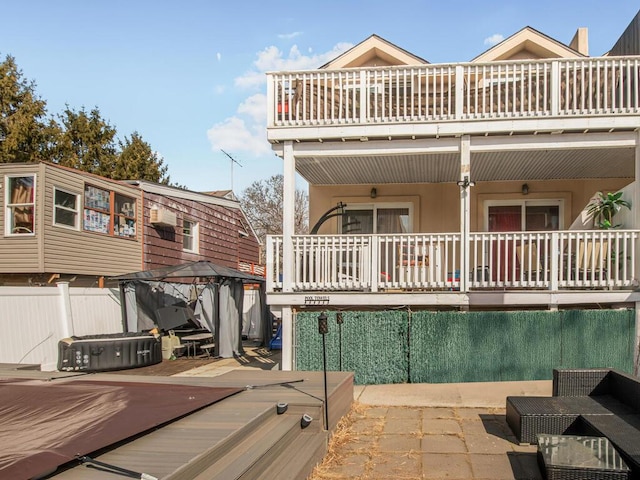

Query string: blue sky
1 1 638 193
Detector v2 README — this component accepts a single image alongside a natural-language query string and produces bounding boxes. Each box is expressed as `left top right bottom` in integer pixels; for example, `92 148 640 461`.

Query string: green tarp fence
295 309 635 385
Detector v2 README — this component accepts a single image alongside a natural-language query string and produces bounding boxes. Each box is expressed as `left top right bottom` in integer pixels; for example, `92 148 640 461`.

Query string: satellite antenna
220 149 242 191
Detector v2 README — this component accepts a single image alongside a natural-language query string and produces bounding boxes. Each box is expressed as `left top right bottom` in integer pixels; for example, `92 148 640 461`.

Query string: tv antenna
220 149 242 191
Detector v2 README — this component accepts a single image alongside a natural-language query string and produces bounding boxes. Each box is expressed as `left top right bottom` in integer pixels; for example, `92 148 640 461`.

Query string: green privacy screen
294 309 635 385
295 310 409 384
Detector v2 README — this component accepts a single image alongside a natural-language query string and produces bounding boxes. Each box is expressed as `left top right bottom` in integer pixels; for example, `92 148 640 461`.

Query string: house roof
204 189 238 200
320 34 429 69
128 180 241 209
4 161 142 194
111 260 265 283
472 26 586 62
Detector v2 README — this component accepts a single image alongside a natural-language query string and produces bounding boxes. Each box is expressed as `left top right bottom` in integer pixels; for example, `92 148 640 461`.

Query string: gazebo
111 260 270 358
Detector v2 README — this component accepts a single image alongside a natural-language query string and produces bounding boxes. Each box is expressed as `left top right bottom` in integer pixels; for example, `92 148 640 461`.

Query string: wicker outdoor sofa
506 368 640 478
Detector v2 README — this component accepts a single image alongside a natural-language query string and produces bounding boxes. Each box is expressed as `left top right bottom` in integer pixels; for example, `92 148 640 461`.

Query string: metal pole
318 311 329 430
338 323 342 371
322 332 329 429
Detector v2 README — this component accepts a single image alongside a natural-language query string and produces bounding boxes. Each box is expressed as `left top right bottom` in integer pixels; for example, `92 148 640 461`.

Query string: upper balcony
267 57 640 143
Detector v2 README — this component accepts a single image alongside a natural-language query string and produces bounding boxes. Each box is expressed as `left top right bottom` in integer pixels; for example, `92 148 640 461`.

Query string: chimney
569 27 589 56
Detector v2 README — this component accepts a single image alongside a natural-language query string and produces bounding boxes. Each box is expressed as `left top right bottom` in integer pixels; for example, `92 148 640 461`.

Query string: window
83 185 136 238
53 188 80 229
341 204 411 234
6 175 35 235
83 185 111 234
486 200 562 232
114 193 136 238
183 219 198 252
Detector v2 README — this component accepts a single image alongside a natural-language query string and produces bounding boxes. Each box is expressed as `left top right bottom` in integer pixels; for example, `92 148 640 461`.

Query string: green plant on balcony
586 191 631 230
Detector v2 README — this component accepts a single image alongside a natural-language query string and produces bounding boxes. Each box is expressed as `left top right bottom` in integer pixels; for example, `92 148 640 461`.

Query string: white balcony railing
266 230 640 293
268 57 640 127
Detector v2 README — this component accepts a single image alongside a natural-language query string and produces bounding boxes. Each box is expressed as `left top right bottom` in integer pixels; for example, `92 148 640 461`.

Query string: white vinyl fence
0 283 123 371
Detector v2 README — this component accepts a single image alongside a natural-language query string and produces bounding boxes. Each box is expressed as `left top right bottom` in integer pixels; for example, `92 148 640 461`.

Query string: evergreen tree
52 106 118 176
1 54 173 183
115 132 169 183
0 55 52 163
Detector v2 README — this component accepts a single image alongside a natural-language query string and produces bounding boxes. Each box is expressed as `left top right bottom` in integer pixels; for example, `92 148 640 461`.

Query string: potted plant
586 191 631 229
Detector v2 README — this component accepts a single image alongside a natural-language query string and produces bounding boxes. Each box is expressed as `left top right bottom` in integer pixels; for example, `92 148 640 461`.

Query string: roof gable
472 26 586 62
321 34 429 69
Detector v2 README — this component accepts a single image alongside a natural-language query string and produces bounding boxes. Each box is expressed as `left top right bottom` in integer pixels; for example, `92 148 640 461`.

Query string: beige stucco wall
310 178 633 234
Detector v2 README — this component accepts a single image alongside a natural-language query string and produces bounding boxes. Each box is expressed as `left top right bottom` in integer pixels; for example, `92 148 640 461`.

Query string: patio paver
310 405 539 480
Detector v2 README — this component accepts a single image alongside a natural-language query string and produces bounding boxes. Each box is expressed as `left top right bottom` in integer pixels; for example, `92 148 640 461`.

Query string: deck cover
0 378 243 479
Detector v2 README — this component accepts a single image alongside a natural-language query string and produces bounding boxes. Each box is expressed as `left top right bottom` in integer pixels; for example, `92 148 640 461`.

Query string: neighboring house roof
320 34 429 69
203 189 238 201
128 180 241 210
472 26 586 62
15 161 141 193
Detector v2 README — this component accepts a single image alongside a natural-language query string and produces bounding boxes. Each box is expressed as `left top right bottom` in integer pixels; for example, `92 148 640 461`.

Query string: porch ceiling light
522 183 529 195
370 187 377 199
457 176 475 189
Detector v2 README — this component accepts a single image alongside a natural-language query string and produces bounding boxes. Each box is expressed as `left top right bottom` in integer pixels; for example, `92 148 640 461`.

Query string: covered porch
267 229 640 294
270 131 640 296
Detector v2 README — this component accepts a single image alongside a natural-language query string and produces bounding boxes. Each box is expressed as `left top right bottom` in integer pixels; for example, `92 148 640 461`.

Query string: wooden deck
0 364 353 480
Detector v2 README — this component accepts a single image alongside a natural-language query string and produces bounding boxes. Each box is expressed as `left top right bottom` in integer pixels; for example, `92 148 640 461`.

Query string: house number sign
304 295 330 305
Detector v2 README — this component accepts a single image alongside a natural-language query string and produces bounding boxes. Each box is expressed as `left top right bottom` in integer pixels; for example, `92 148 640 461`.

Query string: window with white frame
6 175 36 235
486 200 563 232
183 219 198 252
340 203 412 234
53 188 80 229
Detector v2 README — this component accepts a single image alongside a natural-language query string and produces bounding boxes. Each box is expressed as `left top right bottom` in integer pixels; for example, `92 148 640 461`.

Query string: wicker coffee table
537 435 630 480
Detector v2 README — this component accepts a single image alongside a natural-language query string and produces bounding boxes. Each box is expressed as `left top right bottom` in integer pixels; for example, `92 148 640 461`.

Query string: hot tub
57 332 162 372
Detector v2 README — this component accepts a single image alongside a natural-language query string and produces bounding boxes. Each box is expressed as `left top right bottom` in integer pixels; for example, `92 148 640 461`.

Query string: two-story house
265 13 640 384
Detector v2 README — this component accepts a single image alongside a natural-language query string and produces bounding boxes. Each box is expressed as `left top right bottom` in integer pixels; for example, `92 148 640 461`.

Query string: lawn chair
516 242 544 283
577 239 608 282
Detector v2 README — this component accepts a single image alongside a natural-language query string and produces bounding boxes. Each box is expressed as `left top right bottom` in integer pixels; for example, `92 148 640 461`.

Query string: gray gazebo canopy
112 261 269 358
111 260 265 283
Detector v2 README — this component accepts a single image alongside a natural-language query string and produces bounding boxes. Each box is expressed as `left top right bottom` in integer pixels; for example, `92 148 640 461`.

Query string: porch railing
266 230 640 293
268 57 640 127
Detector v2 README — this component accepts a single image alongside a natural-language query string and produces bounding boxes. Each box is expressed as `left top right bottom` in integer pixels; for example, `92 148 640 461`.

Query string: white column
635 130 640 282
459 135 471 292
635 134 640 375
281 306 294 371
57 281 74 338
282 141 296 293
266 73 275 127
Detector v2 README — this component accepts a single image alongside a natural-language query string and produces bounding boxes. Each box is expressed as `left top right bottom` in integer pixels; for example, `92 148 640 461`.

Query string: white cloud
484 34 504 46
234 42 353 89
216 52 222 61
206 117 270 156
235 70 265 89
208 42 354 171
237 94 267 124
278 31 302 40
